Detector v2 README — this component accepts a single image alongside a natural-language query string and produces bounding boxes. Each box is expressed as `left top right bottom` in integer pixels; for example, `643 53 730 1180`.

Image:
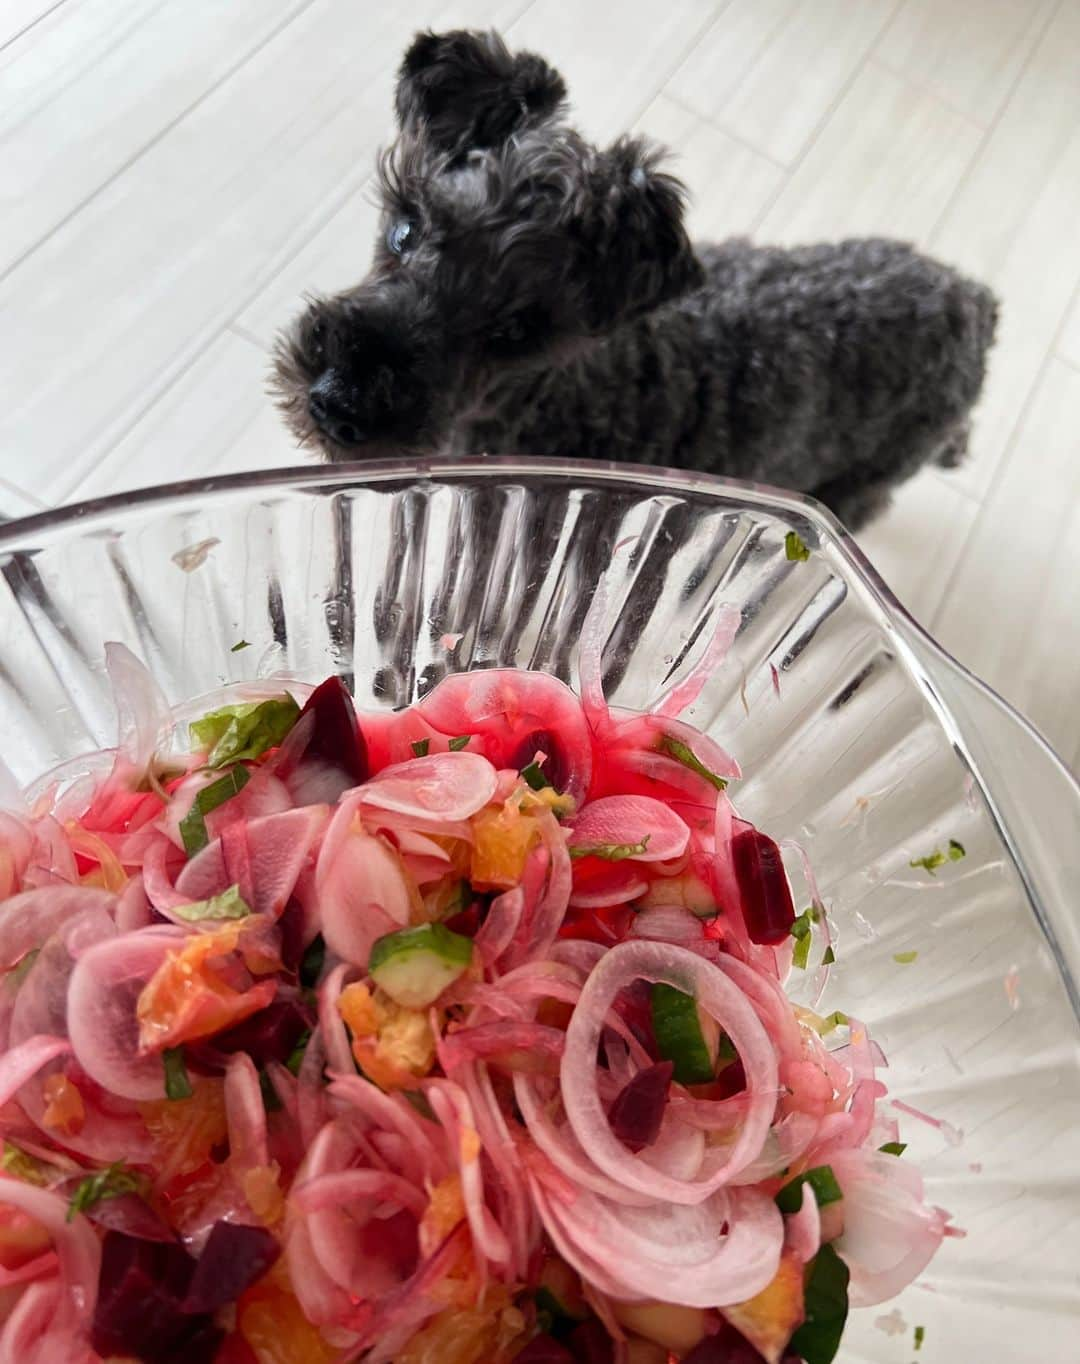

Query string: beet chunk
182 1221 281 1315
91 1231 198 1358
508 728 569 793
299 676 367 783
514 1334 577 1362
732 825 796 945
608 1060 673 1152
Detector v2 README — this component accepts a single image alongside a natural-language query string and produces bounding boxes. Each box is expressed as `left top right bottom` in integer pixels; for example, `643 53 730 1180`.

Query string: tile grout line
924 0 1064 258
0 0 321 286
929 261 1080 637
749 0 907 234
0 0 69 54
656 88 788 168
229 322 266 351
870 53 991 128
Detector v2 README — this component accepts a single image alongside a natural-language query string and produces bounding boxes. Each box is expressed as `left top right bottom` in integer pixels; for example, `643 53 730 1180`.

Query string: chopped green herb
259 1069 283 1113
230 640 252 653
948 839 966 861
569 836 650 862
178 765 251 856
785 530 811 562
788 1243 850 1364
520 760 551 791
410 738 430 758
914 1325 926 1352
776 1165 844 1215
791 909 814 970
299 935 326 991
658 735 728 791
402 1090 436 1122
189 695 300 768
909 848 947 875
285 1029 312 1077
893 951 919 965
822 945 836 966
67 1162 141 1222
1 1142 46 1186
879 1142 908 1157
448 735 472 752
163 1047 192 1101
173 883 251 923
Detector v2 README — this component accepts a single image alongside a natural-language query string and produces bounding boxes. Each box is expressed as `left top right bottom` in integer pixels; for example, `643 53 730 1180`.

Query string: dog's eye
309 318 327 359
387 219 415 256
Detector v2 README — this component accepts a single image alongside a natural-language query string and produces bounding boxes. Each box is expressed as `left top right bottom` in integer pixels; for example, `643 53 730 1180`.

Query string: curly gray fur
272 28 997 530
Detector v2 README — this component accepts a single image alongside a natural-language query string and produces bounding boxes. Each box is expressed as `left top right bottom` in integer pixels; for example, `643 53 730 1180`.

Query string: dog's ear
395 29 567 157
574 137 704 331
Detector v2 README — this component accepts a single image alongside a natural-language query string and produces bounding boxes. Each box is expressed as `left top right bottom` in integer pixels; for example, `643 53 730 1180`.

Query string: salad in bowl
0 583 955 1364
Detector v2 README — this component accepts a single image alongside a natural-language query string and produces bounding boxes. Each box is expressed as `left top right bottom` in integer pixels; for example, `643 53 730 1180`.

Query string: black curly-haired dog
272 28 998 530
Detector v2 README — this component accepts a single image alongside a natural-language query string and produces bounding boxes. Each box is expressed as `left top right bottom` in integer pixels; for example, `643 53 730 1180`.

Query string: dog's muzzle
308 371 365 448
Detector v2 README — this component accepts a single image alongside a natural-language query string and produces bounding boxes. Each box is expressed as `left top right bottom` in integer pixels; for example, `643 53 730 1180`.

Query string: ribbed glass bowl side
1 461 1078 1361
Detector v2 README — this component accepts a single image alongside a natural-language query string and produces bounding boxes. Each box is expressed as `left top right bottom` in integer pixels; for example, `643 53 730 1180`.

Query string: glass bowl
2 459 1078 1362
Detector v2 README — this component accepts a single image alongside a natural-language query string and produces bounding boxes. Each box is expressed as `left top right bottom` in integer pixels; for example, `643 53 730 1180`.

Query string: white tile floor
1 0 1078 773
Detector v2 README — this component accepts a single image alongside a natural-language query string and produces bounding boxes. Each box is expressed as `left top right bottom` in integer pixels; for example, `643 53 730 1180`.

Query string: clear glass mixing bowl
1 459 1078 1362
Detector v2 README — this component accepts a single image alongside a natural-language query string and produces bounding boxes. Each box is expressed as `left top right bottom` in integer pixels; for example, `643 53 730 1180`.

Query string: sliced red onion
0 1034 71 1109
0 885 115 972
359 751 497 822
474 884 525 964
426 1080 510 1268
0 1179 101 1322
569 863 649 910
535 1175 782 1307
784 1179 822 1264
67 928 185 1100
649 603 741 719
224 1052 269 1171
316 823 412 968
569 796 690 864
829 1148 950 1306
561 942 778 1203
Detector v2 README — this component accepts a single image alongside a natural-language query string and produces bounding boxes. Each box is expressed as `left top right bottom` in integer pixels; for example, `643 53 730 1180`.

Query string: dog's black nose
308 372 364 447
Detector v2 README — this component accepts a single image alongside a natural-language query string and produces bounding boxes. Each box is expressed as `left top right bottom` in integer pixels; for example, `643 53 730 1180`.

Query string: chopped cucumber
650 983 719 1085
368 923 474 1008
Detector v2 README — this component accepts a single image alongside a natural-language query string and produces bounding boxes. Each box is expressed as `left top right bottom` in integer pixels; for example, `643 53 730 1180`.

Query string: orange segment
719 1248 805 1364
418 1174 465 1258
338 983 437 1092
140 1076 229 1184
469 803 540 889
396 1283 526 1364
136 921 279 1052
41 1073 85 1136
238 1264 339 1364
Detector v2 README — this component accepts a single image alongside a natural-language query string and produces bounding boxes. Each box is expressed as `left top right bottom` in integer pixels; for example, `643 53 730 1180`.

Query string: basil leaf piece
285 1029 312 1077
173 883 251 923
448 735 472 751
189 695 300 768
568 837 650 862
787 1243 850 1364
909 848 947 875
410 738 430 758
914 1325 926 1352
658 735 727 791
893 950 919 965
948 839 966 861
776 1165 844 1215
178 765 251 856
520 760 551 791
67 1162 141 1222
880 1142 907 1157
163 1047 193 1101
230 640 251 653
822 945 836 966
299 935 326 990
785 530 811 562
790 909 814 969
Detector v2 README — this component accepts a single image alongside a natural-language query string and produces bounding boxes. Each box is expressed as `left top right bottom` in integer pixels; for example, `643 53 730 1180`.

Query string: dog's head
272 28 703 458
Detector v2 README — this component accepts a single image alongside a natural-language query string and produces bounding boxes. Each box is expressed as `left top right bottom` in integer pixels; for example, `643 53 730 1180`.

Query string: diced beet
731 826 796 945
91 1230 197 1358
514 1334 577 1363
83 1193 178 1243
567 1319 615 1364
276 896 307 971
182 1221 281 1315
162 1318 226 1364
299 677 367 784
443 902 482 938
507 728 568 793
608 1060 673 1152
714 1056 747 1100
213 998 312 1067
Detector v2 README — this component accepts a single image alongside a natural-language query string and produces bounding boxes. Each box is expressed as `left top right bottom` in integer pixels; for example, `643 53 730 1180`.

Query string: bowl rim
0 454 1075 782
